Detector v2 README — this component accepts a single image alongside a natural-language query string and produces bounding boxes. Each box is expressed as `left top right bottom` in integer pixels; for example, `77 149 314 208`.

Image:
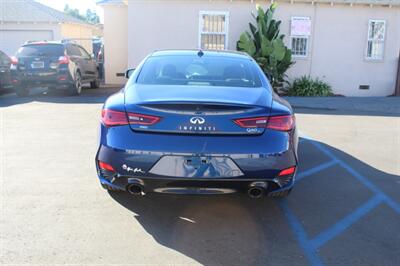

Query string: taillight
10 56 18 65
101 109 161 127
97 51 102 61
99 161 115 172
127 113 161 125
267 115 295 131
233 115 295 131
58 56 70 64
233 116 268 128
278 166 296 176
101 109 129 127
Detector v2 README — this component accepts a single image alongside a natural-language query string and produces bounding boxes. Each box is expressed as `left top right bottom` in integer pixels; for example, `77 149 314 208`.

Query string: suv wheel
90 72 100 89
16 85 29 97
70 72 82 96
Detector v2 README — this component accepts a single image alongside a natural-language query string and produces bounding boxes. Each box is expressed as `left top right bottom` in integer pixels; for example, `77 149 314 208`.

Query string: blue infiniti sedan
95 50 298 198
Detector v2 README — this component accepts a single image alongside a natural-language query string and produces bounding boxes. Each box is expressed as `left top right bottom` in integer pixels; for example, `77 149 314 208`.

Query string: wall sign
291 17 311 36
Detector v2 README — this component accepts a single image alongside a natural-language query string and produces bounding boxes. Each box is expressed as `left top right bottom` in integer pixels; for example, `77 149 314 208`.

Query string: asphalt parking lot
0 87 399 266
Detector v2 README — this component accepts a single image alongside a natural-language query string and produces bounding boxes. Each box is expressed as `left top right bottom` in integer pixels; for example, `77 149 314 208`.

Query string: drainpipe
308 3 317 77
395 51 400 96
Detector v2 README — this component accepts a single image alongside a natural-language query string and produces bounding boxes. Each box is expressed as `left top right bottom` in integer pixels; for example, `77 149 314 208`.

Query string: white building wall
123 0 399 96
102 4 128 85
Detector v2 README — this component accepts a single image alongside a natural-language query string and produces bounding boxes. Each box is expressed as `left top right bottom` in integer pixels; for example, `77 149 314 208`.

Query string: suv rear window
17 44 64 57
136 55 262 88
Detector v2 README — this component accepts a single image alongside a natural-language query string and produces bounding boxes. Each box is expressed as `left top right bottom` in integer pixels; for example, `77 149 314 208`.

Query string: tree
237 4 293 92
86 9 100 24
64 4 99 24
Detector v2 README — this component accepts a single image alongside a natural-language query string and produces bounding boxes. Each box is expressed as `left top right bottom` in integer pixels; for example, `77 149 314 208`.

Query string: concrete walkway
285 97 400 116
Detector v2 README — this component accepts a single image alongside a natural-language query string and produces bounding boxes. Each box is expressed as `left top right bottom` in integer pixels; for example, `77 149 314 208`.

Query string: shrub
287 76 333 96
236 4 293 92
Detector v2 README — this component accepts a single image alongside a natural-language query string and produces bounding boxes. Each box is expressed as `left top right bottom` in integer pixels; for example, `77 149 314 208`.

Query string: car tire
69 71 82 96
271 188 292 198
15 85 29 97
90 75 100 89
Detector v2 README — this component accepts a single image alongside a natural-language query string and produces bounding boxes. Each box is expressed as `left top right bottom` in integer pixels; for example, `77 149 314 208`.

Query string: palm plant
237 4 293 92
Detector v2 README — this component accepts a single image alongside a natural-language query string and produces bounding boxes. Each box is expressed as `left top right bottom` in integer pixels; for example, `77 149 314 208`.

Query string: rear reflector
278 166 296 176
101 109 161 127
233 115 295 131
98 161 115 172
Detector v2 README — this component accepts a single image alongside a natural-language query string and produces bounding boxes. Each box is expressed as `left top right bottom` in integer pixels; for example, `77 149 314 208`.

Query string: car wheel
70 71 82 96
15 85 29 97
90 72 100 89
271 188 292 198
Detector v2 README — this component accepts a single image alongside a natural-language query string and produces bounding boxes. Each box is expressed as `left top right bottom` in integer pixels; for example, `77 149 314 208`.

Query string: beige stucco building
0 0 102 55
98 0 400 96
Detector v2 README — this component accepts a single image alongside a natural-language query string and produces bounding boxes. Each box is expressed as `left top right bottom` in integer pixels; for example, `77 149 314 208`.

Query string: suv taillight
233 115 295 131
10 56 18 65
101 109 161 127
58 56 70 64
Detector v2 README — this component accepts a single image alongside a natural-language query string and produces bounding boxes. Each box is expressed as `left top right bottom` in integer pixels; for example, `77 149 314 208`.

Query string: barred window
291 37 308 57
199 11 229 50
366 20 385 60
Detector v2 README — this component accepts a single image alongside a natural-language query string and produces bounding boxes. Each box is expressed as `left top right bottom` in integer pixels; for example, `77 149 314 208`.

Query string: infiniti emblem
190 116 205 125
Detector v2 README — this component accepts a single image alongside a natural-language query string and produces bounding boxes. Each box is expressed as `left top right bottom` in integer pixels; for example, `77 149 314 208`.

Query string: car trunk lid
124 84 272 135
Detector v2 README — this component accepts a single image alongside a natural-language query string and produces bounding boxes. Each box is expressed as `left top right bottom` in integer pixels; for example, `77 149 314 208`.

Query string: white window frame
365 19 386 61
290 16 311 58
198 11 229 50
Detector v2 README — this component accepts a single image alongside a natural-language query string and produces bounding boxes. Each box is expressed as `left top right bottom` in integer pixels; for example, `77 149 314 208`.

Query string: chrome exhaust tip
247 182 268 199
126 179 145 196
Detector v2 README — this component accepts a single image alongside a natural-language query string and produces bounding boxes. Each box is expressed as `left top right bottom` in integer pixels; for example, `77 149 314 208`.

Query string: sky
36 0 104 22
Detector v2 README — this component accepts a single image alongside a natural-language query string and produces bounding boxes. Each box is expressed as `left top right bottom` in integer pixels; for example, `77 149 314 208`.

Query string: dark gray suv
12 41 100 97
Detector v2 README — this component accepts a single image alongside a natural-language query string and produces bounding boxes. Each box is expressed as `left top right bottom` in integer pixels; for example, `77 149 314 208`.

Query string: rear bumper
95 124 298 195
99 175 295 196
13 71 73 88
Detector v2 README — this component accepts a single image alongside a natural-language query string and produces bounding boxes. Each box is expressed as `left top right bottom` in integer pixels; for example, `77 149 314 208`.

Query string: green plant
287 76 333 96
237 4 293 91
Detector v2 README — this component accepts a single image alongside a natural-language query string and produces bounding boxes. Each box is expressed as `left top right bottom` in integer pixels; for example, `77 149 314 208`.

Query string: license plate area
31 61 44 68
185 156 209 169
149 155 244 178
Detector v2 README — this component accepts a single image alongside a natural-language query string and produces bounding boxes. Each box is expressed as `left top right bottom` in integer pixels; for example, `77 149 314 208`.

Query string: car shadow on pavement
108 138 400 266
0 86 121 107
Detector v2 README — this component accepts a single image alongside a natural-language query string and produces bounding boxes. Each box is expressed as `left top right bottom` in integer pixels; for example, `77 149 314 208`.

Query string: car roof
150 49 252 59
23 41 65 46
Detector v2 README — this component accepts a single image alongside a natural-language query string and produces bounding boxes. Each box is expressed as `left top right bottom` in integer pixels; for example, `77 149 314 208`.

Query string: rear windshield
0 51 10 64
17 44 64 57
136 55 262 88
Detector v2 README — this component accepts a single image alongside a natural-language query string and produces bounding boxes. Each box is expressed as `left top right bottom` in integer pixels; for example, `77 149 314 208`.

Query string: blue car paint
95 50 298 196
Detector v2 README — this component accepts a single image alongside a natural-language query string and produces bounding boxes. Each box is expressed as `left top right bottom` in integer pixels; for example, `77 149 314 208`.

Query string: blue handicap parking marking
279 136 400 266
296 160 338 182
308 194 384 250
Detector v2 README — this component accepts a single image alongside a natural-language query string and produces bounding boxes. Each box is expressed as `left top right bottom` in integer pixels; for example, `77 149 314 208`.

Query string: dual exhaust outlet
126 179 268 198
247 181 268 199
126 179 145 196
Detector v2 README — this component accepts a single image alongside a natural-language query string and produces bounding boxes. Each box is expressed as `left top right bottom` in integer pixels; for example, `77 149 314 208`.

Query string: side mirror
125 68 135 79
